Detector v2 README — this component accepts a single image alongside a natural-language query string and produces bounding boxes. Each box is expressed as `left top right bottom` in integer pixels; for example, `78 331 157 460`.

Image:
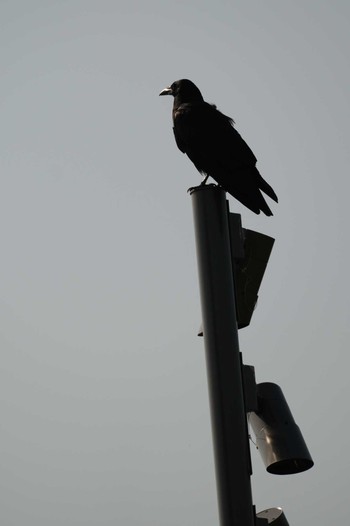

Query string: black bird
159 79 278 215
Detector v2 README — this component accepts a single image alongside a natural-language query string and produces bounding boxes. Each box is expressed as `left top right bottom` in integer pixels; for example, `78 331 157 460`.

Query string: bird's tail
258 197 273 216
257 171 278 203
225 182 274 216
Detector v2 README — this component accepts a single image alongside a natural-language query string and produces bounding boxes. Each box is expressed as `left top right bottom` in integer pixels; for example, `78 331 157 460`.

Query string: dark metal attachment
229 215 275 329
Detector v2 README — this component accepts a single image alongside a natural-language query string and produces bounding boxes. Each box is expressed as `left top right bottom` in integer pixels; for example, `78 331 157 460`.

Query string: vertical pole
190 185 255 526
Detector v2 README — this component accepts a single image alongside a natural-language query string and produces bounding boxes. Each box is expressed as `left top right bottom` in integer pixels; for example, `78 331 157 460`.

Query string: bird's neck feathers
173 88 204 108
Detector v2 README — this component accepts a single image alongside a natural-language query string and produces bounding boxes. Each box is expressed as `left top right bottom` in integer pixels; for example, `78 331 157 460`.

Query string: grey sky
1 1 349 524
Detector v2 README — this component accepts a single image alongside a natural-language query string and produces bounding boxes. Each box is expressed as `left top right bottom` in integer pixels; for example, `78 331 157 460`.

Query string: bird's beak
159 86 173 96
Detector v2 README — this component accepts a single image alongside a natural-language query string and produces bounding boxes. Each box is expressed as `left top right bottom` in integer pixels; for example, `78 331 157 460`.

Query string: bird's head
159 79 204 103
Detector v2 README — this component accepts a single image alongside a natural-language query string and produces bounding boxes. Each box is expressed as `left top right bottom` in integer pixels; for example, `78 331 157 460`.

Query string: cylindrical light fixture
249 383 314 475
257 507 289 525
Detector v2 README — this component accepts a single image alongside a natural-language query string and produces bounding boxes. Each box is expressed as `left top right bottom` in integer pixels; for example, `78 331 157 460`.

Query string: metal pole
190 185 255 526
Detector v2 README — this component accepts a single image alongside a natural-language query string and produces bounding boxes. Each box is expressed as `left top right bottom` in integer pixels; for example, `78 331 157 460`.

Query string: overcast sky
1 1 349 524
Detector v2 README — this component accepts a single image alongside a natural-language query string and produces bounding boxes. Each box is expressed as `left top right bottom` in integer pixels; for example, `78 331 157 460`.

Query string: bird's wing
172 102 257 174
172 126 187 153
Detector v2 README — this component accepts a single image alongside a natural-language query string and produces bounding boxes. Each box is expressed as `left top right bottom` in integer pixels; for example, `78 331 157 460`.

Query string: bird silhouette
160 79 278 215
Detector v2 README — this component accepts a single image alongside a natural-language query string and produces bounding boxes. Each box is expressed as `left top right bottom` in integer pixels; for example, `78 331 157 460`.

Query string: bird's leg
201 175 210 186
